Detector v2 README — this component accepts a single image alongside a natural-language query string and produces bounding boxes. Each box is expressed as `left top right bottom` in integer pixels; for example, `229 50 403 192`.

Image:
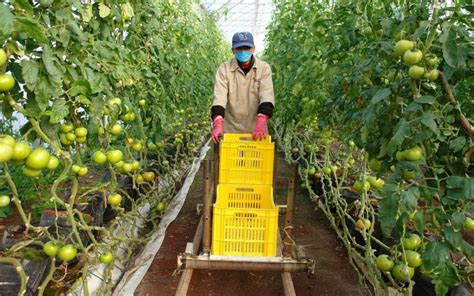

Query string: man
210 31 275 143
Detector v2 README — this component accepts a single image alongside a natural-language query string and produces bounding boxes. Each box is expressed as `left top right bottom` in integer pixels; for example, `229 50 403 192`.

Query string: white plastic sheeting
68 141 210 295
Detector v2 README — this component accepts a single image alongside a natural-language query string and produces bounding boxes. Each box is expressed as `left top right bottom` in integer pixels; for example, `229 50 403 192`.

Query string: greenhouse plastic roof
200 0 274 52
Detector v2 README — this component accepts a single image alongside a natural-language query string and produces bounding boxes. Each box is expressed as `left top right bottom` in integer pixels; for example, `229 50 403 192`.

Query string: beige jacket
212 57 275 133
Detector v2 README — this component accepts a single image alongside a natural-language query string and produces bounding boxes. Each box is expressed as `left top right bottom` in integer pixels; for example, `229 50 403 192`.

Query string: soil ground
135 154 368 296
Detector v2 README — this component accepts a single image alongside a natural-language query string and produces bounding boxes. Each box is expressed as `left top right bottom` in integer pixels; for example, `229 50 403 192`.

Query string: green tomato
11 142 31 161
25 148 51 170
0 74 16 92
392 263 414 282
408 65 425 79
0 195 10 207
132 143 143 152
354 180 370 193
110 124 122 135
108 194 122 207
402 250 422 268
74 127 88 138
66 132 76 141
43 241 59 257
122 163 133 173
23 167 42 177
464 217 474 231
76 136 87 143
403 50 423 65
60 123 74 133
77 166 88 176
106 150 123 164
368 159 381 172
376 254 394 271
402 233 422 250
322 167 332 174
155 201 166 212
0 142 13 162
367 176 384 189
47 156 60 170
93 151 107 164
0 135 15 147
0 48 7 67
394 40 414 56
99 252 113 264
404 146 423 161
71 164 81 173
57 244 77 262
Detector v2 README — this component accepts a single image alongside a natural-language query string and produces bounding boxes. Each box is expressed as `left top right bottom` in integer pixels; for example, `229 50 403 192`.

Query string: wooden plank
281 272 296 296
192 216 204 255
175 268 193 296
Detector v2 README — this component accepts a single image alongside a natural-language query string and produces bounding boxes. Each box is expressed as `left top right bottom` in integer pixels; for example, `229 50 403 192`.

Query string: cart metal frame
175 142 315 295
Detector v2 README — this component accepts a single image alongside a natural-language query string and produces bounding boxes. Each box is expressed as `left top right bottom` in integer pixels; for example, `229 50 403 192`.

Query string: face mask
235 50 252 62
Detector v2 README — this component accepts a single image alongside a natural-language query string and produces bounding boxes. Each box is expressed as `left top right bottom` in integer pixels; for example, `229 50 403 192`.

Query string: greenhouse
0 0 472 295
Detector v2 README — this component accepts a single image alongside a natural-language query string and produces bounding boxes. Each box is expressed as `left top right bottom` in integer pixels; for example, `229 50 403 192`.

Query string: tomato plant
266 0 473 294
0 0 227 294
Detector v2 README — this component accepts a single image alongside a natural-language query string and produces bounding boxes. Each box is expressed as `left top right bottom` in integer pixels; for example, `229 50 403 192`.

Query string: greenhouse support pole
202 159 212 254
283 163 297 257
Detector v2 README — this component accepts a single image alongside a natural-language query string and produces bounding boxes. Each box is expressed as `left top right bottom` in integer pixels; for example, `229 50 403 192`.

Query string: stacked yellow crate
212 134 278 257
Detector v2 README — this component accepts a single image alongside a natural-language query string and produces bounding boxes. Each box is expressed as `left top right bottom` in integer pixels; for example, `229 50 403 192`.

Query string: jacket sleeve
258 63 275 112
211 63 228 118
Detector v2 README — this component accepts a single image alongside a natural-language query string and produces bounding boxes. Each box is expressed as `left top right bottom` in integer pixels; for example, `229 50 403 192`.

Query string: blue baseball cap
232 32 255 49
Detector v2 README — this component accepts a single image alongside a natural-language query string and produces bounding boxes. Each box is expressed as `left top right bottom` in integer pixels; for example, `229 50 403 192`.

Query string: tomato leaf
0 4 14 40
448 136 466 153
371 88 391 104
441 24 466 69
82 5 93 22
2 97 13 119
21 60 40 91
33 75 52 112
14 17 47 43
400 187 418 213
49 98 69 124
433 261 460 296
446 176 474 201
14 0 34 14
68 80 91 96
414 210 425 233
378 184 399 237
387 118 410 156
420 112 440 137
99 3 111 18
414 95 436 104
42 46 62 82
450 212 465 231
421 241 450 270
443 227 462 248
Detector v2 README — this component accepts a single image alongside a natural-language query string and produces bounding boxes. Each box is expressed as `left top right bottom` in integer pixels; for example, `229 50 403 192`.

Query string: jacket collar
230 56 258 72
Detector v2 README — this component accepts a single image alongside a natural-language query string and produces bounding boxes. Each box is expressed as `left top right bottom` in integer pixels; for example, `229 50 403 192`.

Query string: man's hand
252 114 269 140
211 115 224 143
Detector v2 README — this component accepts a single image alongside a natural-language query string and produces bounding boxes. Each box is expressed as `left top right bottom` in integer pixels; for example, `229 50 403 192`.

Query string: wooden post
283 163 298 257
175 268 193 296
281 272 296 296
202 160 212 254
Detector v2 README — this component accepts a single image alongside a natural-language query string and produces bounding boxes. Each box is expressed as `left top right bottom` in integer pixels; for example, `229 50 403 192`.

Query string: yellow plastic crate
219 133 274 185
212 184 278 257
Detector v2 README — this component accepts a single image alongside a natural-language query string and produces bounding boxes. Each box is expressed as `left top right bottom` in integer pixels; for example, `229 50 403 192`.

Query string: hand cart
175 135 315 295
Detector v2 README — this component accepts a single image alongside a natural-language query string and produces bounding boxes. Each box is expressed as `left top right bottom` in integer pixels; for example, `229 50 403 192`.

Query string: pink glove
252 114 269 140
211 116 224 143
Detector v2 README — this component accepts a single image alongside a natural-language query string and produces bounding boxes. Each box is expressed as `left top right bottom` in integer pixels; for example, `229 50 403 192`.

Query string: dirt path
135 154 368 296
